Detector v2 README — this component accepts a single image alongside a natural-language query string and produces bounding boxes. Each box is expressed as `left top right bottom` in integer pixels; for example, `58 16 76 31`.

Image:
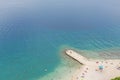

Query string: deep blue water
0 0 120 80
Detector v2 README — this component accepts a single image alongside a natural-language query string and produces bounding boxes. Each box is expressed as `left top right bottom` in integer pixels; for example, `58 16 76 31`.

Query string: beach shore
66 50 120 80
38 59 81 80
38 49 120 80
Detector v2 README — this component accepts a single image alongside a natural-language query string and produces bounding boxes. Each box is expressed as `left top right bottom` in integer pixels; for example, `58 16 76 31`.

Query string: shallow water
0 0 120 80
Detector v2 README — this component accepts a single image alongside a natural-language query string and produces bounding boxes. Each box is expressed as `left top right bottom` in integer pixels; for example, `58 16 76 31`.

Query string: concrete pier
66 50 88 65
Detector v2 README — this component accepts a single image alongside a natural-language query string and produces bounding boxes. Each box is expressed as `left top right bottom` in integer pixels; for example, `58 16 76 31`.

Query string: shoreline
65 49 120 80
38 56 81 80
38 47 120 80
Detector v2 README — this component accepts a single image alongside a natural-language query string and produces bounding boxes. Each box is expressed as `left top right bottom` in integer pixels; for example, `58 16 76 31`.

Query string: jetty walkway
66 50 88 65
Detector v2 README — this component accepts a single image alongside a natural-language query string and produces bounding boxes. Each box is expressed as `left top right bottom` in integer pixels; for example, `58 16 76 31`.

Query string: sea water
0 0 120 80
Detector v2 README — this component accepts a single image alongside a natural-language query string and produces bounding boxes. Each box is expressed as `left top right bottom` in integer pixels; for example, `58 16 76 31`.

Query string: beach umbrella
99 65 103 70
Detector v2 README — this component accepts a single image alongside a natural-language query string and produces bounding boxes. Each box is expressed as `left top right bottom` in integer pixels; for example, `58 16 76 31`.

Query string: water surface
0 0 120 80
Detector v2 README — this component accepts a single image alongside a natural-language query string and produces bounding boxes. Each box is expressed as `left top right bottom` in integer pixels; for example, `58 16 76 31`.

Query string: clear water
0 0 120 80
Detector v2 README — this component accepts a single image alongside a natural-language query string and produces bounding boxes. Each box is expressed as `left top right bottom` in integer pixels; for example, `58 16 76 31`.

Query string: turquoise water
0 0 120 80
